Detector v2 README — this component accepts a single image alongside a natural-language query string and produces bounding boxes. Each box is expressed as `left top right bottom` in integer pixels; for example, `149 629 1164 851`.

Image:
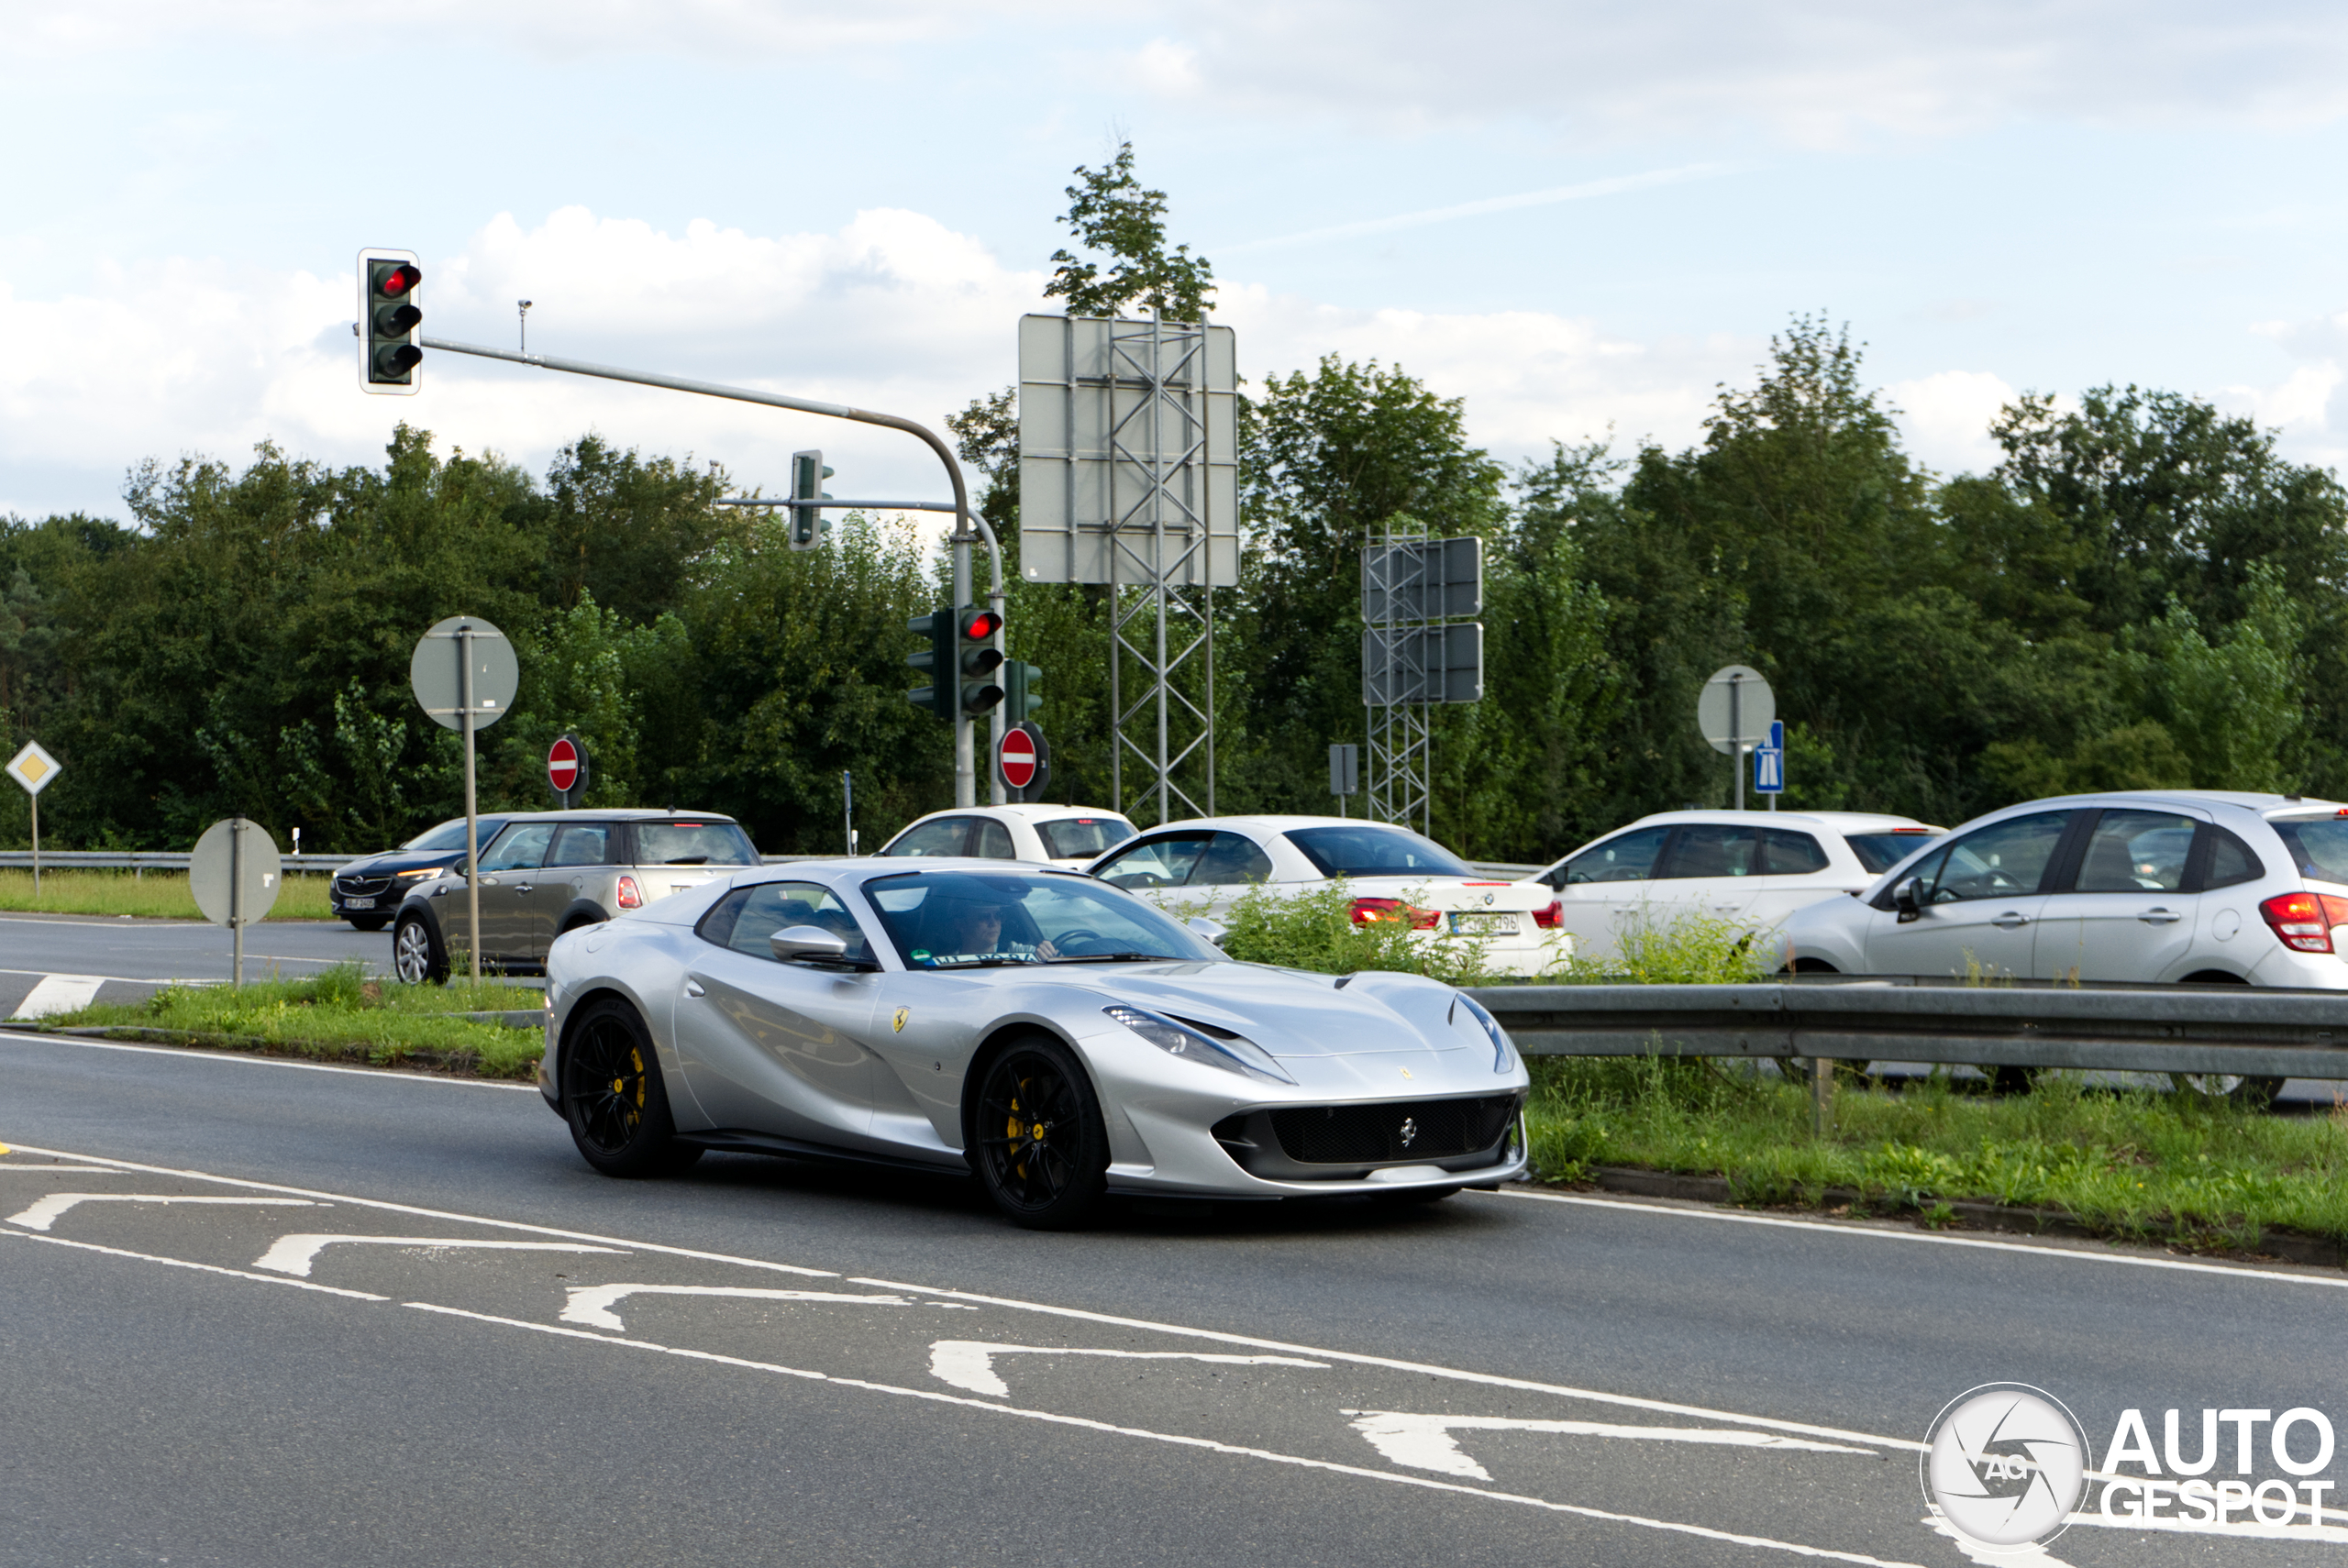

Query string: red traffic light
961 609 1002 640
376 263 422 298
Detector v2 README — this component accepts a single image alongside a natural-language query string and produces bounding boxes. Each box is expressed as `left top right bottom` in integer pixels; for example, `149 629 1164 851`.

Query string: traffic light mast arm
416 333 1007 805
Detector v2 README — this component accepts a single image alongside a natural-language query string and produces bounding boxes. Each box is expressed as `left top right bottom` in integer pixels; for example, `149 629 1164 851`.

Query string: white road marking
0 1227 387 1300
0 1032 543 1088
927 1341 1328 1398
560 1284 913 1331
405 1300 1937 1568
8 975 105 1020
254 1234 624 1278
1495 1188 2348 1290
0 1142 843 1275
853 1276 1928 1454
1924 1514 2075 1565
7 1193 319 1232
0 965 219 983
1345 1410 1876 1481
0 1165 132 1174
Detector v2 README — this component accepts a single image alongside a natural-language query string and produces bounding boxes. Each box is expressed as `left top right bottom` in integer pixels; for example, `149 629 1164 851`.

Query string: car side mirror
1186 916 1229 949
451 857 470 878
1893 876 1925 923
770 924 849 963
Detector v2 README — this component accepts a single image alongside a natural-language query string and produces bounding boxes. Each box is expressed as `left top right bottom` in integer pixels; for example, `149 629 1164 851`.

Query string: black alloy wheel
972 1036 1109 1230
561 999 702 1178
392 913 449 986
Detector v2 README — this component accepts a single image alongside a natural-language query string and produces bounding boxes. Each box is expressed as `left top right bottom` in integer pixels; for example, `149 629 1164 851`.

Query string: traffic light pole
416 335 1004 806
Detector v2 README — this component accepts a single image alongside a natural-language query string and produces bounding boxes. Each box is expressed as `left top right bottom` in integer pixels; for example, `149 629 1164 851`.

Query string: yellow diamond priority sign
6 741 59 797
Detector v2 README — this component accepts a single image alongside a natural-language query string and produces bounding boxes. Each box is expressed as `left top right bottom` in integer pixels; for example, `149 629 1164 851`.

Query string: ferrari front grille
1268 1094 1521 1165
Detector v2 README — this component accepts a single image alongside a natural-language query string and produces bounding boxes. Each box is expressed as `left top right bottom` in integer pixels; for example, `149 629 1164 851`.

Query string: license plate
343 896 375 910
1449 912 1516 935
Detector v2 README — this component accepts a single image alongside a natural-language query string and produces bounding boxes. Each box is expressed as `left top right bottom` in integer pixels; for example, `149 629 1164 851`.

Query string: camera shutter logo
1922 1384 2090 1549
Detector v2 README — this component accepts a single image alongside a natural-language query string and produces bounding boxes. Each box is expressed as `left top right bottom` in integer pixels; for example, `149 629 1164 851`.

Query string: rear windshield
1036 816 1135 860
632 821 759 867
403 817 507 853
1283 824 1472 878
2272 819 2348 885
1844 831 1941 875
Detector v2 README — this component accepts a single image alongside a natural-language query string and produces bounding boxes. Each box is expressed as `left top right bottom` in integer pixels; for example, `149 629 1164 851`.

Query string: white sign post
6 741 61 898
1696 665 1776 812
190 817 282 988
410 616 518 982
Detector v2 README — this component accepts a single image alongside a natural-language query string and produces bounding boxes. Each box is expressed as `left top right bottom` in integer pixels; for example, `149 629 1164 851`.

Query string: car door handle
514 883 532 894
1989 911 2030 929
2138 908 2182 924
684 980 706 998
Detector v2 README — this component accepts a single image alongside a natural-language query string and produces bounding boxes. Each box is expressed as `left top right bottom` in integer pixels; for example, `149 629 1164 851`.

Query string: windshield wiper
1047 952 1179 964
927 956 1038 969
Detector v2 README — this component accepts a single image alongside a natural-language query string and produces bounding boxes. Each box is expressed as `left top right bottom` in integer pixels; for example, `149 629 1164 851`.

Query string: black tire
2168 974 2285 1110
346 915 391 933
560 999 701 1177
392 913 449 986
1987 1066 2042 1095
970 1035 1110 1230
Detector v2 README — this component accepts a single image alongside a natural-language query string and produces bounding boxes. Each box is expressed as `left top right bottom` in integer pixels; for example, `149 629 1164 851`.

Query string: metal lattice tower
1363 515 1434 835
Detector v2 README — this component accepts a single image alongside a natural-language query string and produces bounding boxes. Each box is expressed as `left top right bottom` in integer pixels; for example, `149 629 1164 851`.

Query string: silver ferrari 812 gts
537 858 1530 1227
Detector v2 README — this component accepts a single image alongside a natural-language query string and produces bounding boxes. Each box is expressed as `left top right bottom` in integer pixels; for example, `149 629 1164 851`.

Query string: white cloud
1886 369 2020 475
0 204 1769 520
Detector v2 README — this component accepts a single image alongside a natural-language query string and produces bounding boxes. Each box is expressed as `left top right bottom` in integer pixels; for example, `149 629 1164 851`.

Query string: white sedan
1524 810 1944 966
874 803 1137 868
1086 815 1561 976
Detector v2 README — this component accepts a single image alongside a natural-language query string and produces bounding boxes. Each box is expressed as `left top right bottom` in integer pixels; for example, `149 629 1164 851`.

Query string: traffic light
789 448 834 550
359 249 423 394
1002 660 1043 721
905 607 953 722
957 607 1004 716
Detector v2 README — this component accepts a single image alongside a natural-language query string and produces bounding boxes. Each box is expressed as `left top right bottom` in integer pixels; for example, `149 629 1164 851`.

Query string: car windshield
1284 824 1472 878
2273 819 2348 885
863 870 1216 969
403 818 505 853
634 821 759 866
1844 831 1940 875
1036 816 1135 860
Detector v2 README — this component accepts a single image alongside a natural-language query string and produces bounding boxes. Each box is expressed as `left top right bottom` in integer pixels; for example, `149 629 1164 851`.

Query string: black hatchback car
330 816 511 931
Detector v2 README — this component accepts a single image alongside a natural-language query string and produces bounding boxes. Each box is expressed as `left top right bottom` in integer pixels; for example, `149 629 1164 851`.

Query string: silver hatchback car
392 809 761 983
1773 790 2348 990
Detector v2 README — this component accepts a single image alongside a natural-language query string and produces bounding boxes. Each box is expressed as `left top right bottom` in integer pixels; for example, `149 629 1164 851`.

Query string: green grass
1527 1055 2348 1252
46 963 544 1078
0 868 338 921
1187 878 1560 985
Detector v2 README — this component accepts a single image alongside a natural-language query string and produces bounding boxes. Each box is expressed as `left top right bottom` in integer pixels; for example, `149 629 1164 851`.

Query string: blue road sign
1754 720 1785 794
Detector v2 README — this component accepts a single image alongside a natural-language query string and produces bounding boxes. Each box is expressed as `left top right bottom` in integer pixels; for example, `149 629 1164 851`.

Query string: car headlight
396 867 440 880
1454 993 1516 1074
1102 1005 1294 1085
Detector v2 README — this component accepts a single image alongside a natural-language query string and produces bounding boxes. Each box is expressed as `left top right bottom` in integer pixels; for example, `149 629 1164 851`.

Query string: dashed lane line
401 1300 1938 1568
253 1235 625 1277
7 1193 320 1231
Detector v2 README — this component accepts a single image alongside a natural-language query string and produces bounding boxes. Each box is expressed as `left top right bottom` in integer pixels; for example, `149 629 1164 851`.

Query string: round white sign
1922 1385 2089 1549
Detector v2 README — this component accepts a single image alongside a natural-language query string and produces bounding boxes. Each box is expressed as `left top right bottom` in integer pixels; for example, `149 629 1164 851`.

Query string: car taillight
1532 899 1562 930
2258 890 2348 953
1351 896 1440 931
615 875 644 910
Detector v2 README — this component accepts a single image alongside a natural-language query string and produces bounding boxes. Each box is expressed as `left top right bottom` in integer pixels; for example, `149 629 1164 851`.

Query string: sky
7 0 2348 522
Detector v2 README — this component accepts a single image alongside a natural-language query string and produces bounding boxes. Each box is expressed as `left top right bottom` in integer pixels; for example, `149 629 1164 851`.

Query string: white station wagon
1523 810 1944 966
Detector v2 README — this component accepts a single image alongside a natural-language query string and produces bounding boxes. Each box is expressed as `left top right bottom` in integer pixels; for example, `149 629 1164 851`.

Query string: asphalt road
3 1031 2342 1567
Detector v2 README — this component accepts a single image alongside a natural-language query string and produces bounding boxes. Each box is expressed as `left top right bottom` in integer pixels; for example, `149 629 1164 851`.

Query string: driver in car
941 893 1061 963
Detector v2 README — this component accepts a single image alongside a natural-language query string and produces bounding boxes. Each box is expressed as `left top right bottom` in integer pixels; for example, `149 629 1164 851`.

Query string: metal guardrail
0 851 358 873
1464 977 2348 1080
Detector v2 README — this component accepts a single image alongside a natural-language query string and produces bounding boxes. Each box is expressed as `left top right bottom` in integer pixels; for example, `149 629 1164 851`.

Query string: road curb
0 1021 542 1079
1582 1164 2346 1269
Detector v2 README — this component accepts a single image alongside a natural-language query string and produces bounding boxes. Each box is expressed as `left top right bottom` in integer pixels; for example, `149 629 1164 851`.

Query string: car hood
1030 959 1472 1057
339 849 463 876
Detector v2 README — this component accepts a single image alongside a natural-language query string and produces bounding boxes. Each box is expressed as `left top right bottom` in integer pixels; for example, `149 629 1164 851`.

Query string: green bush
1555 908 1778 985
1190 878 1508 984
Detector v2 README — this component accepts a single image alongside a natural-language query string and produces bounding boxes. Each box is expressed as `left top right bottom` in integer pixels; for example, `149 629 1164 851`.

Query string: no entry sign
999 728 1037 790
547 732 589 806
996 722 1050 801
548 736 581 793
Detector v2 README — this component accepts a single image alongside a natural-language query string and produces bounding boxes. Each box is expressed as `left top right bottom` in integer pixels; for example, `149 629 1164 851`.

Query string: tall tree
1044 140 1216 323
